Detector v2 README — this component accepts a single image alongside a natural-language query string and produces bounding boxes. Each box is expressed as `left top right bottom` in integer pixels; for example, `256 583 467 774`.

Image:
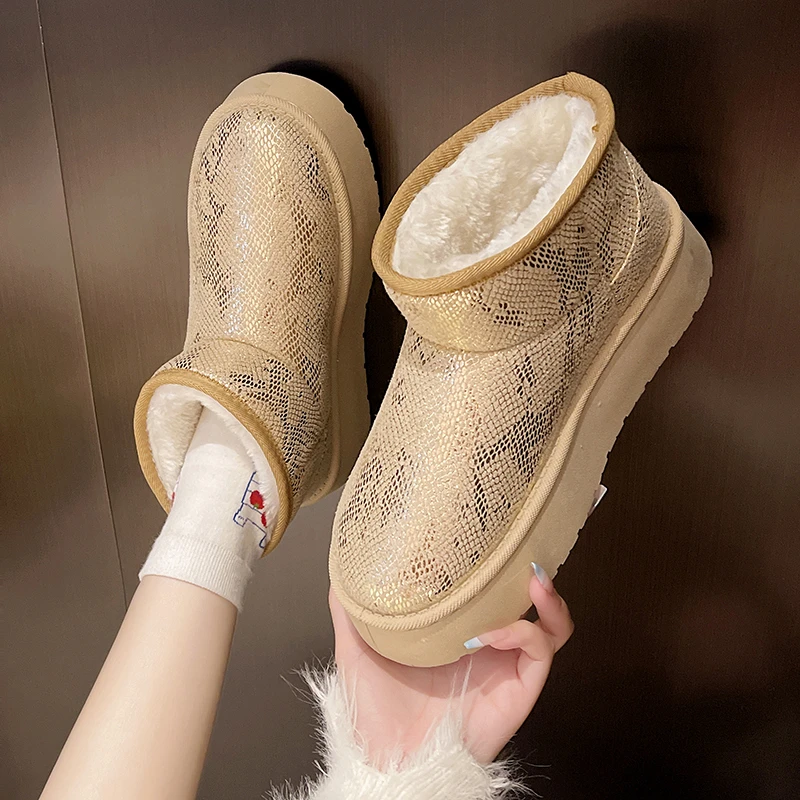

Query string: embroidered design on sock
234 472 270 549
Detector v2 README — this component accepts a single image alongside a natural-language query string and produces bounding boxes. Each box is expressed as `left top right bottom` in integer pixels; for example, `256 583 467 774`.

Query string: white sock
140 406 280 610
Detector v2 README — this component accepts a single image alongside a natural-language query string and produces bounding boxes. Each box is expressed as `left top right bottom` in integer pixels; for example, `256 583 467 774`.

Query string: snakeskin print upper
333 134 670 615
159 97 341 505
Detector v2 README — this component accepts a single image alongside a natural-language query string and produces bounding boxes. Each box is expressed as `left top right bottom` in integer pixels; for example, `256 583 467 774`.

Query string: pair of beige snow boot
134 71 711 666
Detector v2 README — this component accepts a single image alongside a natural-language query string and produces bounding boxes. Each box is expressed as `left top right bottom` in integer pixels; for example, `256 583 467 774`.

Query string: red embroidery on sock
249 490 264 510
261 512 268 528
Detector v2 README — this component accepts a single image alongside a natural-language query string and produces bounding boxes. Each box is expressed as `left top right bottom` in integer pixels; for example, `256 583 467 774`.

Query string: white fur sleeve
268 670 523 800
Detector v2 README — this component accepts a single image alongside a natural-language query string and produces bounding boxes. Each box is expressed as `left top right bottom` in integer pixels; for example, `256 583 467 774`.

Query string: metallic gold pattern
333 128 670 615
387 137 667 352
154 97 340 506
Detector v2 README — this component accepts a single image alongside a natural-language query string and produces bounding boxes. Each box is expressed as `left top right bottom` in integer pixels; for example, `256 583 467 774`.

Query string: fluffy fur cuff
268 669 524 800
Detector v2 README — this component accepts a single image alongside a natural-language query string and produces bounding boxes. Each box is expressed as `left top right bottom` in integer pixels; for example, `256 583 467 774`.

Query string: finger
476 618 556 665
528 564 574 651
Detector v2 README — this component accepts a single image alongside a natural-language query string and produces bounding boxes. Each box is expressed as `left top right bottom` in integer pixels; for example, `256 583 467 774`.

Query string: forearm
40 576 236 800
41 406 273 799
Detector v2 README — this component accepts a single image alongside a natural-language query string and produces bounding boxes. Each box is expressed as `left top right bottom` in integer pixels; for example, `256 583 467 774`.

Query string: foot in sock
140 407 279 610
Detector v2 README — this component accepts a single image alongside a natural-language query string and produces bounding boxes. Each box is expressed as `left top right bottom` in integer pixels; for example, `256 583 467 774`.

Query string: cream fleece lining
147 385 279 531
393 94 596 279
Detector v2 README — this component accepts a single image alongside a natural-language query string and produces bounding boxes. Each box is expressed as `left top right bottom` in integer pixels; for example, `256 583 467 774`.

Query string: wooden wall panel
33 0 800 796
0 0 126 796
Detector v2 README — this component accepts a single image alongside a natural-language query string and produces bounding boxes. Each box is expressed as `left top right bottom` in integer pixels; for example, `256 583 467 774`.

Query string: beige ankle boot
330 73 712 665
135 73 379 552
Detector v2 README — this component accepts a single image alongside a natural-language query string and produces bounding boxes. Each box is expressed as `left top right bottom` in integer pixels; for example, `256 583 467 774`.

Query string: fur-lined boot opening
393 94 595 279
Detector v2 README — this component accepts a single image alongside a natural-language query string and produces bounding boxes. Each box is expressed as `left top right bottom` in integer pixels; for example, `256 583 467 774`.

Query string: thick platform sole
349 188 712 666
228 73 380 504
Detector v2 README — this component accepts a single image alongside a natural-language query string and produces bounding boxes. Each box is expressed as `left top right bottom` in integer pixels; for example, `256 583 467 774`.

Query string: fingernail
463 636 484 650
588 484 608 516
531 562 554 593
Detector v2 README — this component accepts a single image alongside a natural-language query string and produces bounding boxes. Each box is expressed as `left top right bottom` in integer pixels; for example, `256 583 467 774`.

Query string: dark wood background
2 0 798 797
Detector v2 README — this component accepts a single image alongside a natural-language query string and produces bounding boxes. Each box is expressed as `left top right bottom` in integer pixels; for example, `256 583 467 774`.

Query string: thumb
328 586 364 658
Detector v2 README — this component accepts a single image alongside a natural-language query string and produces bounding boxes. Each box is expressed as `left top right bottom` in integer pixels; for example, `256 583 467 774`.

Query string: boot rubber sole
342 187 712 666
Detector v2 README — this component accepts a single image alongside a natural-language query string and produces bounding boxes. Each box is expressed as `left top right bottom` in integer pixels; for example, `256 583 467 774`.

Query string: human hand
330 564 573 765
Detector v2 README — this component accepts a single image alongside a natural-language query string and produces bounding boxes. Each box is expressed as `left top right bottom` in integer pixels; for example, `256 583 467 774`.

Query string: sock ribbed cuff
139 534 254 611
